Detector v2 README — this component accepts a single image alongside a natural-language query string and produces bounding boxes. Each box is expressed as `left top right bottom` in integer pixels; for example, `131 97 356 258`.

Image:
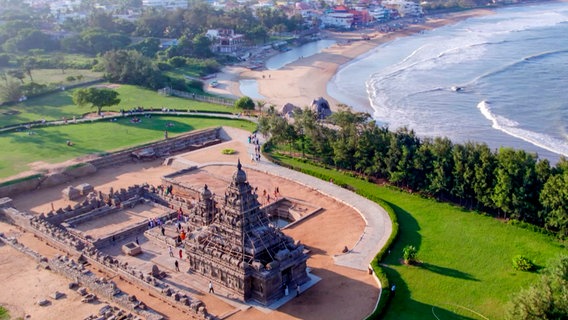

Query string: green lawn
0 115 256 179
0 84 237 127
270 154 566 320
30 68 103 85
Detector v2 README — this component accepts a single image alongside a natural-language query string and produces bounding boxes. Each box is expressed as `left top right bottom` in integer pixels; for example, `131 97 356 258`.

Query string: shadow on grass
385 201 422 264
382 265 478 320
8 128 104 157
116 117 195 134
419 262 480 281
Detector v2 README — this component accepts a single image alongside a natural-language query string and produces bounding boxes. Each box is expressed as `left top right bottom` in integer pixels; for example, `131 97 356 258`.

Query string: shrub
403 245 418 265
66 75 76 82
512 255 536 271
222 148 236 155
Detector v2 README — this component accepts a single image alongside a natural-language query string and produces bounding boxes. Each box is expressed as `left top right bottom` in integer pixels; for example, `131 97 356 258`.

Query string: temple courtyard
0 127 381 320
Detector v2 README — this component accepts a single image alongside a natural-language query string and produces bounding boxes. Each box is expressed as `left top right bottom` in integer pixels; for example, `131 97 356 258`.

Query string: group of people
248 133 262 162
260 187 281 205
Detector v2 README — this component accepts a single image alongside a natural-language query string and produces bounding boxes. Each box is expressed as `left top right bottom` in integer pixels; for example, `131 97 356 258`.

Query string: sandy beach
206 9 495 112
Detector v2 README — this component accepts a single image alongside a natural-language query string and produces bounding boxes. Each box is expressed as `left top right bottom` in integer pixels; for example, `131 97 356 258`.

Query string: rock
99 304 111 315
51 291 64 300
37 299 50 306
77 287 88 296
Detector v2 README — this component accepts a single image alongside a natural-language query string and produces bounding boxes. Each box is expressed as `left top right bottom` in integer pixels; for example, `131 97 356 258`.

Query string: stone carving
185 161 309 305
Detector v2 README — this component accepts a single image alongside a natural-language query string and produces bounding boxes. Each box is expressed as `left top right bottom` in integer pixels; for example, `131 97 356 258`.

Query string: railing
158 87 236 107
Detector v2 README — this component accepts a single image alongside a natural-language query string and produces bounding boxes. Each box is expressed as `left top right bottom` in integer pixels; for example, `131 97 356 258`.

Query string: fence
158 87 236 107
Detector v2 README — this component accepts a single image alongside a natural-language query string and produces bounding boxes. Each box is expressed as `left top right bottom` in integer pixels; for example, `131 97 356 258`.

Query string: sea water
328 2 568 162
266 39 336 70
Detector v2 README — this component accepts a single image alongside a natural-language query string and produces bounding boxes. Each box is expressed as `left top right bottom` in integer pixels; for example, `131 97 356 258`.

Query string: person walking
296 283 301 297
179 249 183 259
208 281 214 294
168 246 173 257
174 260 179 272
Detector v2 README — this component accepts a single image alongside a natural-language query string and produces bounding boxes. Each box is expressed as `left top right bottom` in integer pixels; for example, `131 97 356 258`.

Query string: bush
403 245 418 265
512 255 536 271
222 148 236 154
168 56 187 68
235 96 255 110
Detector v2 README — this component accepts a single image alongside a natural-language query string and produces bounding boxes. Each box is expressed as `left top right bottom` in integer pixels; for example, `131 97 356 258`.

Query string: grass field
270 154 566 320
0 115 256 179
29 68 103 85
0 84 237 128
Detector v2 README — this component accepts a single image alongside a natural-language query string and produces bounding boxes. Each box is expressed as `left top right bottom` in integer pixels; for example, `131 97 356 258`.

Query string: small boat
210 80 219 88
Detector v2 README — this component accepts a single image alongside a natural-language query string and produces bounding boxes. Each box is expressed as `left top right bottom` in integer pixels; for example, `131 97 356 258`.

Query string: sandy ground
3 127 377 320
205 9 495 112
0 224 108 320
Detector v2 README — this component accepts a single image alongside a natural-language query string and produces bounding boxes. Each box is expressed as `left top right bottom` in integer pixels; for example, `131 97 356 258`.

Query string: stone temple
185 161 309 305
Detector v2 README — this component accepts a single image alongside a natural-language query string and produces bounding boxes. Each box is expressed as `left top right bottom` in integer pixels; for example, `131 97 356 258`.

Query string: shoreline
206 8 496 112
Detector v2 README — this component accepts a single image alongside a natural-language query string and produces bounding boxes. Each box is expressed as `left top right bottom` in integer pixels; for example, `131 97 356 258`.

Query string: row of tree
259 106 568 237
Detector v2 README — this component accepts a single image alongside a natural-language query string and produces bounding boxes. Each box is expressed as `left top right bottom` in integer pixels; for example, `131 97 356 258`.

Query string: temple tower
186 161 309 305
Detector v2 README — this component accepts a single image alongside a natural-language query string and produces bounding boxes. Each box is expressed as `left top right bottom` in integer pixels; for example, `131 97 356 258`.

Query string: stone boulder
62 186 81 200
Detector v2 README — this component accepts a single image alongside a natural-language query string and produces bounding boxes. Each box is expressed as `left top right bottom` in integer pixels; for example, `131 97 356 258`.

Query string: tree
507 255 568 319
192 34 212 58
0 79 22 102
540 170 568 237
72 87 120 115
100 49 164 89
234 96 255 110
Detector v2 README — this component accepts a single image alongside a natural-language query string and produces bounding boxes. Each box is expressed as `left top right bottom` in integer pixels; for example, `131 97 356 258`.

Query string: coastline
206 8 495 112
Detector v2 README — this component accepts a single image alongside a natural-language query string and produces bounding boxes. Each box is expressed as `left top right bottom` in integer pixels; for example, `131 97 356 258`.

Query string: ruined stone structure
186 161 309 305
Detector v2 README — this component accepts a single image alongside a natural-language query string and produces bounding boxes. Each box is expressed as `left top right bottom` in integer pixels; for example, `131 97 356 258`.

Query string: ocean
328 2 568 162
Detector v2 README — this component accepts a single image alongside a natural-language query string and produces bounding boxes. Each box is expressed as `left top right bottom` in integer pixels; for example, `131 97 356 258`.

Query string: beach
206 9 495 112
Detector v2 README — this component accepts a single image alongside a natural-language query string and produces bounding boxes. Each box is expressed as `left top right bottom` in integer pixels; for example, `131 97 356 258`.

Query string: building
142 0 189 9
382 0 423 17
206 29 245 54
185 161 310 305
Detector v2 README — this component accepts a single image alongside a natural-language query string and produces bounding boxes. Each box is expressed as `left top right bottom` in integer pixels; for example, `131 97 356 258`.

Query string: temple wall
0 201 212 319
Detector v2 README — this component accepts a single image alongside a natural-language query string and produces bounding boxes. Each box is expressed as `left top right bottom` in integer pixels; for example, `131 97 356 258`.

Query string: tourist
168 246 173 257
296 283 301 297
135 237 139 245
179 249 183 259
285 285 289 296
161 226 165 236
208 281 214 294
164 130 168 140
175 260 179 272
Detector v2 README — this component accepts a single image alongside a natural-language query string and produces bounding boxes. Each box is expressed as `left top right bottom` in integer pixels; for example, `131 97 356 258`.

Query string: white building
206 29 245 54
382 0 423 17
321 12 354 29
369 6 389 21
142 0 189 9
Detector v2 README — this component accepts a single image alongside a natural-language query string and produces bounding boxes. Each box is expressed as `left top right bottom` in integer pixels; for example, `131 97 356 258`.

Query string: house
206 29 245 54
142 0 189 9
321 6 355 29
381 0 423 17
